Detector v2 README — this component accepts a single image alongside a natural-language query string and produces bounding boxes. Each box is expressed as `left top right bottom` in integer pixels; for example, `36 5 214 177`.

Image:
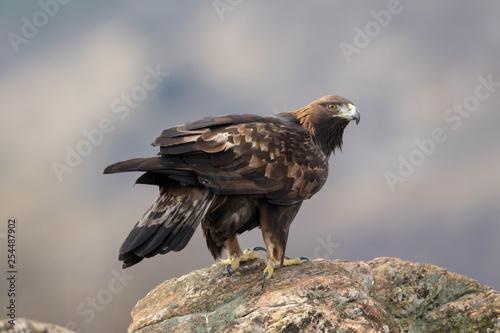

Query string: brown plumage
104 95 360 283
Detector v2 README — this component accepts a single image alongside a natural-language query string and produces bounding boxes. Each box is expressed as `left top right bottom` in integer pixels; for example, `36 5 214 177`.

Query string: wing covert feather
154 115 329 204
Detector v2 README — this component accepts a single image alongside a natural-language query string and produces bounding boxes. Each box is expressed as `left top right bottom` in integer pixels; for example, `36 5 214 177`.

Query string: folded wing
105 115 329 205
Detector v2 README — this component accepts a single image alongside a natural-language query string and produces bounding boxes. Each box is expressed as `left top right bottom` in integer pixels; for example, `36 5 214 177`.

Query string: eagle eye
327 104 337 111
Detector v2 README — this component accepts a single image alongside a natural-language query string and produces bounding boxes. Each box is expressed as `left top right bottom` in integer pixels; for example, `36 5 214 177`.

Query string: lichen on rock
127 258 500 333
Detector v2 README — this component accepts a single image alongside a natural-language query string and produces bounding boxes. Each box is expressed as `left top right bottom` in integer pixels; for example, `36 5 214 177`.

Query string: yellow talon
241 249 260 261
228 258 240 271
263 264 274 279
224 258 240 276
222 250 260 265
223 250 260 275
283 258 303 266
262 264 274 289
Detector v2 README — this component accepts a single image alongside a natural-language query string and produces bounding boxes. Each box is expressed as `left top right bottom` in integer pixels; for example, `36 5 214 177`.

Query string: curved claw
252 246 267 252
299 256 309 262
262 271 269 290
225 264 233 277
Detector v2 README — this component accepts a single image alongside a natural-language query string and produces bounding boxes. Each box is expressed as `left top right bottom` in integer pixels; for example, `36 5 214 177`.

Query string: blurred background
1 1 499 332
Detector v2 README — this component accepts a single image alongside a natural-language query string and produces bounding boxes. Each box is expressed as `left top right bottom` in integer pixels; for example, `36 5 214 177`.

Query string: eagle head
287 95 360 157
308 95 360 125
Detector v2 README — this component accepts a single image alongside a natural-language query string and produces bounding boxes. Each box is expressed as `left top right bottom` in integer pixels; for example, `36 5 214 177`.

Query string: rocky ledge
0 318 76 333
128 257 500 332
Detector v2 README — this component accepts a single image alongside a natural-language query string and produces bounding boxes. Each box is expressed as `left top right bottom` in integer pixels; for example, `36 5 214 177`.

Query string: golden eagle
104 95 360 287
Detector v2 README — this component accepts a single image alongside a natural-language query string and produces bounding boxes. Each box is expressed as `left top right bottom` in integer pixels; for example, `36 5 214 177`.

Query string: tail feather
118 182 214 268
103 156 190 174
119 251 144 268
104 158 152 173
159 193 211 254
104 157 200 187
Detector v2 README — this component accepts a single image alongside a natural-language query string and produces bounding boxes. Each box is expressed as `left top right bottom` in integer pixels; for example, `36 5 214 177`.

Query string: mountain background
1 1 499 332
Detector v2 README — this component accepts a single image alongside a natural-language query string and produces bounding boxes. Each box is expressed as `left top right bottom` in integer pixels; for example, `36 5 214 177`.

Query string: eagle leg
221 237 261 276
259 201 303 289
259 238 283 290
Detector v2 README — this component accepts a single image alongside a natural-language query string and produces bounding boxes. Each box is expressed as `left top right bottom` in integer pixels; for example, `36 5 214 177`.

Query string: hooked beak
346 103 360 125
